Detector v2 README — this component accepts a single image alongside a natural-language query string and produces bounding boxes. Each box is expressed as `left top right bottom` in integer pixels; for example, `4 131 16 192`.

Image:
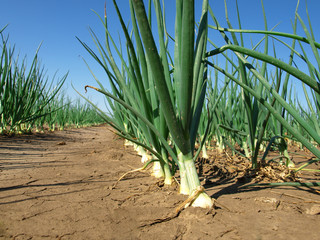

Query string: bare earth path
0 125 319 240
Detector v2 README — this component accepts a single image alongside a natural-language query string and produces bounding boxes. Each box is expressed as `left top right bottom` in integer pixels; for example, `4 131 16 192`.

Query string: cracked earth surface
0 125 319 240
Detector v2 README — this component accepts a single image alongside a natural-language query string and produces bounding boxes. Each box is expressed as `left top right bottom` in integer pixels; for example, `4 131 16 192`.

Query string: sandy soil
0 125 319 240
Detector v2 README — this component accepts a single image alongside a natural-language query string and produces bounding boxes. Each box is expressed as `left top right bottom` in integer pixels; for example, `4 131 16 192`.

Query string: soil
0 125 319 240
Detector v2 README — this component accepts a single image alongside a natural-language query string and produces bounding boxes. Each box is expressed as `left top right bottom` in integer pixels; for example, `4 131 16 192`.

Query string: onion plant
78 0 176 185
43 96 105 131
131 0 212 206
0 34 67 134
132 0 211 205
206 0 320 170
79 0 320 207
0 30 102 134
80 0 213 208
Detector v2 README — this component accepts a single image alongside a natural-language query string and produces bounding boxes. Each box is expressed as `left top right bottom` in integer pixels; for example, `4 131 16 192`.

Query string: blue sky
1 0 319 110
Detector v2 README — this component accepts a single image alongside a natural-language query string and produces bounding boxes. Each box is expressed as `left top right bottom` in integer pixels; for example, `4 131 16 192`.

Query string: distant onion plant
0 29 104 134
42 96 105 131
0 34 66 134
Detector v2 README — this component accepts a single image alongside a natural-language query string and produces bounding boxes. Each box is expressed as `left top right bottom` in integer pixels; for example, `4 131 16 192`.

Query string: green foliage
206 0 320 170
0 32 104 134
79 0 320 206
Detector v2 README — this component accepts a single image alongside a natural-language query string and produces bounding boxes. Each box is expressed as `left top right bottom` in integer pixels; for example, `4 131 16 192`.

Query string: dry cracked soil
0 125 319 240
